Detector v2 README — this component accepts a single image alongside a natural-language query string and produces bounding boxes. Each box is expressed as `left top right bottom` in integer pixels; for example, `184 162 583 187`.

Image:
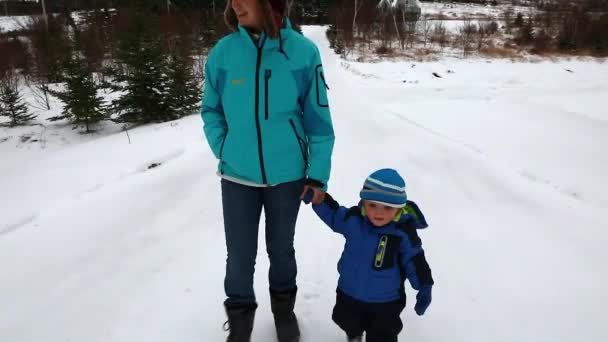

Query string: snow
341 58 608 209
1 25 608 342
421 2 535 19
0 15 32 33
427 18 485 33
0 11 109 33
379 0 422 9
417 1 538 33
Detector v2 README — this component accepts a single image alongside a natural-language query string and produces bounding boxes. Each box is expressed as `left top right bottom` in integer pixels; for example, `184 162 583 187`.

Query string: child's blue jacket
312 195 434 303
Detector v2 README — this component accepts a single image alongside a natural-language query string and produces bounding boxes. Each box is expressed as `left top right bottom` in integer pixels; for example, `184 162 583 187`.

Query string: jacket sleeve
301 46 335 190
201 48 227 159
311 194 353 236
400 221 434 291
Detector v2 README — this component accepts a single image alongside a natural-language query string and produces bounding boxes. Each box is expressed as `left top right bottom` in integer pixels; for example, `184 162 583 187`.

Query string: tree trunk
42 84 50 111
393 14 401 49
41 0 48 31
352 0 361 37
3 0 8 16
352 0 357 35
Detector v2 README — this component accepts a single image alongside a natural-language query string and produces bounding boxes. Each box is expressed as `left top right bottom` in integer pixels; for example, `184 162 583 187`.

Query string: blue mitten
414 285 432 316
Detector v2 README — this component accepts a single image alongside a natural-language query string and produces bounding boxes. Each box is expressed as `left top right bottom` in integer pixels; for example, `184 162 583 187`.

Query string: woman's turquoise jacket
201 20 335 188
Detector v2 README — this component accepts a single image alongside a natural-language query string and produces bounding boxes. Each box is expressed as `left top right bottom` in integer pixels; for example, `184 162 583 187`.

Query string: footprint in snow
0 214 37 236
137 148 186 173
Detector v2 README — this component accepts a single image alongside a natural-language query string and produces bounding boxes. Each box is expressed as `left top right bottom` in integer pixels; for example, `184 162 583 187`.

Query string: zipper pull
265 69 272 79
320 72 330 90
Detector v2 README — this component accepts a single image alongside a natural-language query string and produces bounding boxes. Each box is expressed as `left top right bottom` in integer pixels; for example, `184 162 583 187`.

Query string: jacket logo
231 77 246 85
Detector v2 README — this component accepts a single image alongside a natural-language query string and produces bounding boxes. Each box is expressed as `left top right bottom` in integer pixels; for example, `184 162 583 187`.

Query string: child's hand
415 285 432 316
302 188 314 204
300 185 325 205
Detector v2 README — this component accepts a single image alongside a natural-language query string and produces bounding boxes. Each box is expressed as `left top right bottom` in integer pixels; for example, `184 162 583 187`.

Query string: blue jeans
221 178 304 306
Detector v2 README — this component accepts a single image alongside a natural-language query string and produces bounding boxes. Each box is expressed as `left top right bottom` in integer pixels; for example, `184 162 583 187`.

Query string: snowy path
1 26 607 342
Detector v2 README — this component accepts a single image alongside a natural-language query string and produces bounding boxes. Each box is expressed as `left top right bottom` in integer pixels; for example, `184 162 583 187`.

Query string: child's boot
270 287 300 342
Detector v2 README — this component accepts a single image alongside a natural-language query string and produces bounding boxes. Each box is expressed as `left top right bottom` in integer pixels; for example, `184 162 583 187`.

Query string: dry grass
427 14 452 20
339 27 606 63
354 45 441 62
375 45 394 55
479 46 523 59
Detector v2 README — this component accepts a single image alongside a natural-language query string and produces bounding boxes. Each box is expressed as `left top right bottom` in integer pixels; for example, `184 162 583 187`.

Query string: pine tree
165 34 201 119
0 76 37 127
165 53 201 119
514 12 525 28
108 16 171 124
517 17 535 45
48 53 107 133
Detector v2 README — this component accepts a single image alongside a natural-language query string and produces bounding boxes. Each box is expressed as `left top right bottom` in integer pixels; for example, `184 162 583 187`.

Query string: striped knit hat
359 168 407 208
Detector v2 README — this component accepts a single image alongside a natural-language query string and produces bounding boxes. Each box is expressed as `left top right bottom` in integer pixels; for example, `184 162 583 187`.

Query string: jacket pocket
315 64 329 108
289 118 308 165
219 131 229 173
219 134 227 160
265 69 272 120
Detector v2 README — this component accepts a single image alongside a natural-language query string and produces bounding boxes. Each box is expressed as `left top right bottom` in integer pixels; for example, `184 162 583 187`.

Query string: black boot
224 302 257 342
270 287 301 342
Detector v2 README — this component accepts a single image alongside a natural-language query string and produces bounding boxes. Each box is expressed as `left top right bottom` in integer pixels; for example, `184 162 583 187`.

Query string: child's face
363 201 400 227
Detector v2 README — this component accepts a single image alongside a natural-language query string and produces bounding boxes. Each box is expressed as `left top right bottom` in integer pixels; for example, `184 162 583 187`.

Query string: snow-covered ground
419 1 538 33
1 25 608 342
421 1 535 18
0 11 110 33
427 18 486 33
0 15 32 33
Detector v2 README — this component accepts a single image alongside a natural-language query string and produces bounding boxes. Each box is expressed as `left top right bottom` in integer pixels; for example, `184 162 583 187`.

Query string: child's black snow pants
332 289 406 342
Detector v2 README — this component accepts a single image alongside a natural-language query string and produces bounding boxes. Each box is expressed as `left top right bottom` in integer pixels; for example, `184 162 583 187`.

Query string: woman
200 0 335 341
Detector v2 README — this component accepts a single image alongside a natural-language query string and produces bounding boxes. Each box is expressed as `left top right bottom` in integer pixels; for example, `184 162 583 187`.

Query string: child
304 168 434 342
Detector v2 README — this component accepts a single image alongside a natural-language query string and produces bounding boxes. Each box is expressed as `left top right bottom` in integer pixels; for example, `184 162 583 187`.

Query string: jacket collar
358 200 428 230
238 18 294 51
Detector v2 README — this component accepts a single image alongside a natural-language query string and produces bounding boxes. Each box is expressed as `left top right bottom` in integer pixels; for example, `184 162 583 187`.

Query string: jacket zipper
264 69 272 120
254 38 268 184
289 119 308 165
